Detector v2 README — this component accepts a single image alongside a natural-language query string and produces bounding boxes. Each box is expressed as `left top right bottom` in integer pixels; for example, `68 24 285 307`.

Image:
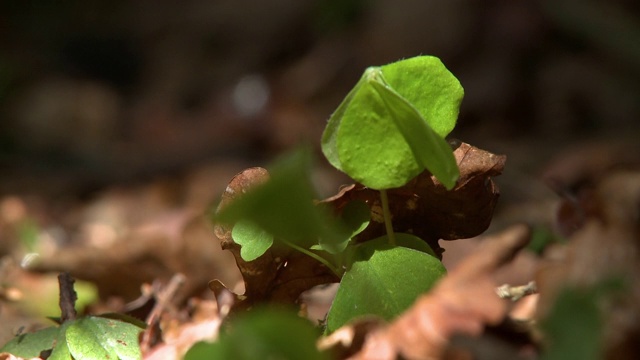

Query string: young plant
214 55 464 333
0 273 144 360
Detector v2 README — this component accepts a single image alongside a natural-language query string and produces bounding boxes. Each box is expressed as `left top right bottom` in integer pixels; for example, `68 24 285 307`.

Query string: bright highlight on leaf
233 220 274 261
0 316 143 360
321 55 463 190
66 317 142 360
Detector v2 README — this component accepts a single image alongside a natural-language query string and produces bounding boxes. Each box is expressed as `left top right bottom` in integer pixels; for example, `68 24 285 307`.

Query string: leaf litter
2 137 640 360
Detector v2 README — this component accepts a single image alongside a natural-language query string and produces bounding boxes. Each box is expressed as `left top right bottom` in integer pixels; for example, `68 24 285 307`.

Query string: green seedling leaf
232 220 275 261
365 232 439 258
341 200 372 238
1 316 143 360
326 241 446 333
317 200 371 254
66 317 143 360
216 149 341 248
380 56 463 138
321 55 462 190
185 308 329 360
370 74 459 189
48 323 72 360
65 320 113 359
0 325 59 358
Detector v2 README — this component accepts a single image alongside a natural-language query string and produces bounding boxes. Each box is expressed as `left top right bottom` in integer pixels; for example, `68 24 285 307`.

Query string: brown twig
58 272 77 322
139 273 186 353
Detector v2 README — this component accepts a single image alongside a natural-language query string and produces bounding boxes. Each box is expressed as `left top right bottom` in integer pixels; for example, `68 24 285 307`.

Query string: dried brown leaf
143 299 222 360
320 142 505 257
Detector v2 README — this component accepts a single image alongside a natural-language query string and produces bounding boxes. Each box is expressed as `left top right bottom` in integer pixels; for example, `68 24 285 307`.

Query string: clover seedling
214 55 464 333
1 274 144 360
321 55 462 190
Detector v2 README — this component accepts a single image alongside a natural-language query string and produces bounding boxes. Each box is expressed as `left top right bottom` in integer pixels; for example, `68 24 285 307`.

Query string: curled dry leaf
321 141 506 257
326 224 530 360
212 168 339 309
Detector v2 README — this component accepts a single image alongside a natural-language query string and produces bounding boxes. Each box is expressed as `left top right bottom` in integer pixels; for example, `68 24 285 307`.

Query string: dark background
1 0 638 199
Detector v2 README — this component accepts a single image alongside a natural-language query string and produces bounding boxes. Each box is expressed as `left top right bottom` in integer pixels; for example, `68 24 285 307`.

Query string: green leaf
321 55 462 190
365 233 438 258
216 149 341 248
380 56 463 138
232 220 275 261
369 73 459 189
65 317 142 360
65 320 114 359
541 278 625 360
185 308 329 360
317 200 371 254
341 200 372 238
0 326 59 358
48 323 71 360
326 241 446 333
0 316 142 360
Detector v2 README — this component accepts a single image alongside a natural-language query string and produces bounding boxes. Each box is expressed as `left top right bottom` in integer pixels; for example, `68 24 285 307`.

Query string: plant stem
379 189 396 246
281 239 342 277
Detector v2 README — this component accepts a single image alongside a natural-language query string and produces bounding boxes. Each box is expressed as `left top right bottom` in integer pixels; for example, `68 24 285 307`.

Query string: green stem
380 189 396 246
281 239 342 277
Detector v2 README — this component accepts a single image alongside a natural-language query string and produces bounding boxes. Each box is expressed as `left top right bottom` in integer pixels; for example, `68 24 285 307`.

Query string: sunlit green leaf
48 323 71 360
185 308 329 360
66 320 114 359
326 241 446 333
65 317 142 360
321 55 462 190
365 233 438 258
232 220 275 261
380 56 463 138
0 326 59 358
0 316 142 360
369 74 459 189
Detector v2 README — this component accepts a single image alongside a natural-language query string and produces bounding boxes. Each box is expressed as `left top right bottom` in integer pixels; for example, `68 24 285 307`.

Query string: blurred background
1 0 639 197
0 0 639 342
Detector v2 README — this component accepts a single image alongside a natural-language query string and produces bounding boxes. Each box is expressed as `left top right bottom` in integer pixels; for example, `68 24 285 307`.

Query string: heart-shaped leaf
326 240 446 333
370 73 459 189
0 326 59 358
65 317 142 360
321 55 462 190
380 56 463 138
232 220 275 261
0 316 143 360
